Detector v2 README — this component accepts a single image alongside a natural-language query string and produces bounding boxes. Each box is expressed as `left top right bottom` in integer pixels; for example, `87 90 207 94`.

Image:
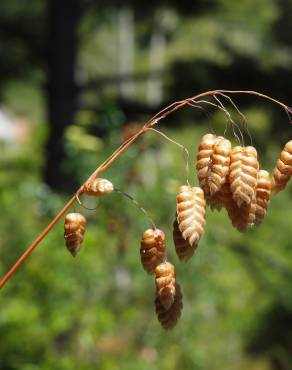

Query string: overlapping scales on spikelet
229 146 259 207
155 283 183 330
226 195 256 232
64 213 86 256
173 218 194 262
196 134 231 199
176 186 206 248
155 262 176 310
140 228 165 274
82 178 114 196
272 140 292 193
255 170 271 225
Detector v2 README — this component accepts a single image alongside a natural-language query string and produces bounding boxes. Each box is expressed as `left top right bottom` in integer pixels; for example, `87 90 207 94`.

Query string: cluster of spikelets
140 229 183 329
196 134 292 233
62 137 292 329
63 178 114 256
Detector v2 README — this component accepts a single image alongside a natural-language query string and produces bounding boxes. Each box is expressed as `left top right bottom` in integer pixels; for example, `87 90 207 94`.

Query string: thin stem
0 195 76 289
213 94 245 146
147 128 191 186
114 189 156 229
1 89 291 289
217 90 292 115
217 92 253 145
75 193 99 211
186 100 215 134
197 97 240 142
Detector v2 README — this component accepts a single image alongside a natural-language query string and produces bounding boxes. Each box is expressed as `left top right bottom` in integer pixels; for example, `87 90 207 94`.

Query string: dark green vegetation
0 0 292 369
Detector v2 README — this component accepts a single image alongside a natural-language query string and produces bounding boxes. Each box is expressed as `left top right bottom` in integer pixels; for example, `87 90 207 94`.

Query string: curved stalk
0 89 291 289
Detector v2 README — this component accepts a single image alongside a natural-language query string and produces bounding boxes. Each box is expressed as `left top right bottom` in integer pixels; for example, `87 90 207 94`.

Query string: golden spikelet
208 136 232 196
155 283 183 330
173 218 194 262
64 213 86 256
196 133 217 197
255 169 271 225
272 140 292 193
140 228 165 274
82 178 114 196
208 181 232 211
226 196 256 232
214 181 256 232
155 262 176 310
196 134 231 198
176 186 206 248
229 146 259 207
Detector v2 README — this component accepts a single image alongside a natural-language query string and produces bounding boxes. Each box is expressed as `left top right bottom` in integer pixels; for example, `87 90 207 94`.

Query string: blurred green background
0 1 292 369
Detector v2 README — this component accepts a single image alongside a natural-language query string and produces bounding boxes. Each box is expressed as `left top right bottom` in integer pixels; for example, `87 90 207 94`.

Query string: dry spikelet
196 134 231 198
272 140 292 193
208 136 232 196
155 262 176 310
173 218 194 262
229 146 259 207
226 196 256 232
176 185 206 248
255 169 271 225
140 228 165 274
196 133 217 197
215 181 256 232
82 178 114 196
64 213 86 256
208 181 232 211
155 283 183 330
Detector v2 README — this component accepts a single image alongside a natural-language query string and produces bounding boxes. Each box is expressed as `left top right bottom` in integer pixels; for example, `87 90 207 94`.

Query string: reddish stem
0 196 76 288
0 89 291 289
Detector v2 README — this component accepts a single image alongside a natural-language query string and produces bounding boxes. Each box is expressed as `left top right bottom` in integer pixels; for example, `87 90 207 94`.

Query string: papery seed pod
255 170 271 225
173 218 194 262
226 196 256 232
176 186 206 247
208 181 233 211
155 262 176 310
140 228 165 274
82 178 114 196
272 140 292 193
64 213 86 256
155 283 183 330
208 179 256 232
196 134 231 198
208 137 232 196
196 133 217 197
229 146 259 207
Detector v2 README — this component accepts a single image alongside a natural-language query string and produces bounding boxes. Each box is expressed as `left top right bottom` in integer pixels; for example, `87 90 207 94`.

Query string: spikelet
208 136 232 196
155 262 176 310
196 134 231 198
155 283 183 330
82 178 114 196
64 213 86 256
272 140 292 193
140 228 165 274
173 218 194 262
226 196 256 232
215 181 256 232
229 146 259 207
208 181 232 211
196 133 217 197
176 186 206 247
255 170 271 225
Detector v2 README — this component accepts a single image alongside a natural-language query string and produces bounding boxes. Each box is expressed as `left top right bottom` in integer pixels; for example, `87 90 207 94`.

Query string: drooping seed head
64 213 87 257
83 178 114 196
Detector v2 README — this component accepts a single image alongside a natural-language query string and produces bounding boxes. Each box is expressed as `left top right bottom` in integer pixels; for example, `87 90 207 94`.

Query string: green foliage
1 0 292 368
1 109 292 369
